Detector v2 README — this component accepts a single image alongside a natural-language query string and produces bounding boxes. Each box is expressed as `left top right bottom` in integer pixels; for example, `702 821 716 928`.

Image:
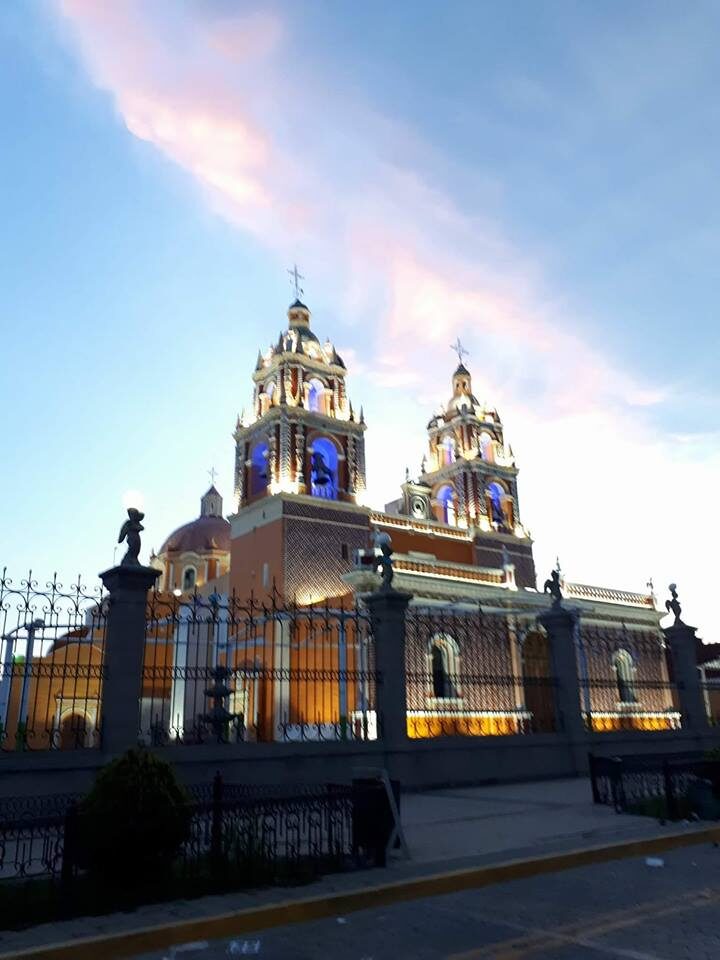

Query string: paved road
140 844 720 960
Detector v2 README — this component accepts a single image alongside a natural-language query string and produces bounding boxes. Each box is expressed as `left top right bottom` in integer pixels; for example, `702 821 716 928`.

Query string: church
143 290 676 740
152 292 644 615
0 289 679 752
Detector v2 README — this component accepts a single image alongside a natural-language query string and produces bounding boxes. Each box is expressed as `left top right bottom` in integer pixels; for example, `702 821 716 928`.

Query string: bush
77 749 191 886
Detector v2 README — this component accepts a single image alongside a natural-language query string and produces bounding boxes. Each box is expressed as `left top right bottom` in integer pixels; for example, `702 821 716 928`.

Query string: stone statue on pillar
117 508 145 567
373 531 394 592
665 583 683 625
543 568 563 608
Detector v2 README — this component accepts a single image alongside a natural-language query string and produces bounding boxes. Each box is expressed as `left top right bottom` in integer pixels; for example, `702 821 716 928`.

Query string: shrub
77 748 191 886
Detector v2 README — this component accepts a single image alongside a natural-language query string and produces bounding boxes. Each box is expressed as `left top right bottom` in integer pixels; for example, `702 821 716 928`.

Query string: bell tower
388 348 536 587
229 293 371 602
233 298 367 509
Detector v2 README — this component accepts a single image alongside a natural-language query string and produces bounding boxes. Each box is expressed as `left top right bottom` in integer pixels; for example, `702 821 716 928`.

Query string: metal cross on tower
287 263 305 300
450 337 469 364
208 466 218 486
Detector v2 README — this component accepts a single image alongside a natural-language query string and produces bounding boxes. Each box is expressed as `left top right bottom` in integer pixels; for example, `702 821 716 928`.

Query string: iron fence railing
0 776 392 928
578 625 681 733
701 681 720 727
142 590 379 745
588 751 720 820
0 571 106 752
404 605 558 738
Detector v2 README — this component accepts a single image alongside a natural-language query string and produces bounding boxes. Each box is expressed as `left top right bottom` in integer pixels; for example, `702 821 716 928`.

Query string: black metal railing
701 681 720 727
0 571 107 752
141 590 379 745
578 625 681 733
588 751 720 820
404 605 558 738
0 777 392 929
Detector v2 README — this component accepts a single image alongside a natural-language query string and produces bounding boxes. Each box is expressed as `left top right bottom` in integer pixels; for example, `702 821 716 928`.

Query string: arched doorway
521 631 555 732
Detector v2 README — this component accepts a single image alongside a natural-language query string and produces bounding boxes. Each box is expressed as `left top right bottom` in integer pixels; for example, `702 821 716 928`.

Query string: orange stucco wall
230 517 285 601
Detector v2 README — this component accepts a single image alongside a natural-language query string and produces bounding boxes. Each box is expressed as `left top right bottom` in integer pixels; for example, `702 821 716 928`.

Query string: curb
2 825 719 960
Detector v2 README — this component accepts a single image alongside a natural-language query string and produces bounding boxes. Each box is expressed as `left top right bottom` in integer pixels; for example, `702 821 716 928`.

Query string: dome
160 514 231 555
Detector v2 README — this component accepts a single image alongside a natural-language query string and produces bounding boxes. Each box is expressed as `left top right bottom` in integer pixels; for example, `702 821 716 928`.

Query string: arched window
442 436 455 465
429 635 460 699
250 440 270 496
265 381 276 404
479 432 494 463
436 484 456 525
182 566 197 591
487 481 506 529
310 437 338 500
614 650 637 704
307 378 325 413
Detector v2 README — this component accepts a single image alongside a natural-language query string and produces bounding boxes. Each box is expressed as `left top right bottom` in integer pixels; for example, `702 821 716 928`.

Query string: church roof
159 514 231 555
454 362 471 376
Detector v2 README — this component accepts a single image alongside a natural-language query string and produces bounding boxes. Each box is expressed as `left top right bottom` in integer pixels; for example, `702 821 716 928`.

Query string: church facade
0 292 680 753
145 293 677 740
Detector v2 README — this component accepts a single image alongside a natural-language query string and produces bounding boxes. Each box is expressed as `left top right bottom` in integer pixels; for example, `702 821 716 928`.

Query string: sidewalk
0 778 705 957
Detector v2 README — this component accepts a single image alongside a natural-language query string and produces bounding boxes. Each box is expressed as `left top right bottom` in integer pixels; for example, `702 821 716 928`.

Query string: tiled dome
159 514 230 555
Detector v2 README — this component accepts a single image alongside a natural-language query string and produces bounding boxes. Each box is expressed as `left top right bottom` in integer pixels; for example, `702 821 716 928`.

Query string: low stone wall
1 727 718 799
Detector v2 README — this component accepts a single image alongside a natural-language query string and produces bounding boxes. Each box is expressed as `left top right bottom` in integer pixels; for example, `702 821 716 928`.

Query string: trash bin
351 777 401 867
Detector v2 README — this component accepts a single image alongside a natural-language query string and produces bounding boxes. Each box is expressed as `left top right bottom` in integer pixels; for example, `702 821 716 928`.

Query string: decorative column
355 434 367 497
100 510 160 754
168 605 191 741
363 534 412 751
456 470 467 526
268 431 278 488
296 424 306 489
234 438 246 509
662 584 708 732
279 413 291 489
347 435 357 497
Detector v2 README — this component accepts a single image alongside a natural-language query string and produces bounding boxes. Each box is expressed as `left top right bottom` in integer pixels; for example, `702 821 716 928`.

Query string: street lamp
0 619 45 740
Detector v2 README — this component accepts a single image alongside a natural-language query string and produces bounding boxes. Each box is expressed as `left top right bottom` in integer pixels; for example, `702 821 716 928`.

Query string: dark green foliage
625 794 689 820
77 748 191 885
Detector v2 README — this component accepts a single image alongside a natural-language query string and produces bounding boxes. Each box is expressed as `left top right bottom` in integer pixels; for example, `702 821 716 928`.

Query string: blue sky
1 1 718 632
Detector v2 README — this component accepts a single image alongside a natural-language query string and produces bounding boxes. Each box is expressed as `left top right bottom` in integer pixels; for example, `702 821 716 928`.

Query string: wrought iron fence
701 680 720 727
0 777 390 927
577 624 681 733
588 751 719 820
0 571 106 751
141 590 379 745
404 604 558 738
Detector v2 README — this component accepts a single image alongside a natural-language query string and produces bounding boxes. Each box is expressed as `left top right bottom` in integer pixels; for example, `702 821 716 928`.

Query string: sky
1 1 718 634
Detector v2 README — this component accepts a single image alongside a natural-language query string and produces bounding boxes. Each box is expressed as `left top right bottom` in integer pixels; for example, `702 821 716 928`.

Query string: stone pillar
537 605 586 744
364 589 412 751
664 620 708 732
100 564 160 754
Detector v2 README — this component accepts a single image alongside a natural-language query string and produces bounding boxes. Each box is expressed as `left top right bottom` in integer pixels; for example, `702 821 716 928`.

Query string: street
137 843 720 960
